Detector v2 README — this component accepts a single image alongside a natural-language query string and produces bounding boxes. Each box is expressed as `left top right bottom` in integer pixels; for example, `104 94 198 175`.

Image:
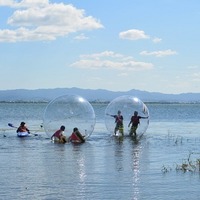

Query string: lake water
0 102 200 200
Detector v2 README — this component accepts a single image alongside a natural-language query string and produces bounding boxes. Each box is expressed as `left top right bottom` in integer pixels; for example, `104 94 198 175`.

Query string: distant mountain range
0 87 200 103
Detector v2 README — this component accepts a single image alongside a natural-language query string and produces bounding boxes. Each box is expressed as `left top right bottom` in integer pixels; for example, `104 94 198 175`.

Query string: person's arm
106 113 116 118
51 132 55 140
76 131 85 143
26 128 30 133
60 131 66 138
68 135 71 142
140 116 149 119
128 117 132 127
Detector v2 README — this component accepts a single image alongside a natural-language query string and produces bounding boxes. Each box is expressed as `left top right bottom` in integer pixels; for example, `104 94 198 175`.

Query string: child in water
51 125 67 143
128 111 148 136
68 127 85 143
107 110 124 135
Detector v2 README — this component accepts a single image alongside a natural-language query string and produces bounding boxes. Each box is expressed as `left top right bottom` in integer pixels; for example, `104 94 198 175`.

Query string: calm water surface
0 102 200 200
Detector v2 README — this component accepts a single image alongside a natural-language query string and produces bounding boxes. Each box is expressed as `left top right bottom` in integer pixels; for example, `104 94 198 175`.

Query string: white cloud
18 0 49 7
140 49 177 57
80 51 124 59
74 33 89 40
152 37 162 43
0 0 15 6
119 29 150 40
0 0 48 8
191 72 200 82
118 73 128 77
119 29 163 44
187 65 200 70
0 0 103 42
70 51 154 71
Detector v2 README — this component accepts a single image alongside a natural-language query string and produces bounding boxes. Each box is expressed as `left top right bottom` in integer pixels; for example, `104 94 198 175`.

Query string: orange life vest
70 132 82 143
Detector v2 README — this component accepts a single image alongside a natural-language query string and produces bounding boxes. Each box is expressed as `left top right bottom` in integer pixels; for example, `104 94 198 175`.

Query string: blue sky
0 0 199 94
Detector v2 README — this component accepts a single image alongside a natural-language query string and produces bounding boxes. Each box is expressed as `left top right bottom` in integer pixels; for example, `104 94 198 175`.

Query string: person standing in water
128 111 148 136
107 110 124 135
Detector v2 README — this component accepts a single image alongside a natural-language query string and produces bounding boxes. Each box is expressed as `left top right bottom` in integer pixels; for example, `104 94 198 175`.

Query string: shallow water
0 103 200 200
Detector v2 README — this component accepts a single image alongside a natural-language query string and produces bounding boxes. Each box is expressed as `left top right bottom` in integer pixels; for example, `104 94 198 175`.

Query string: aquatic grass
2 130 6 137
177 152 200 173
161 165 172 173
162 152 200 173
166 132 183 146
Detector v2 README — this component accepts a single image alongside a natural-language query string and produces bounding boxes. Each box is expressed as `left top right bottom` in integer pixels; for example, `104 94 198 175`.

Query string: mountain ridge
0 88 200 103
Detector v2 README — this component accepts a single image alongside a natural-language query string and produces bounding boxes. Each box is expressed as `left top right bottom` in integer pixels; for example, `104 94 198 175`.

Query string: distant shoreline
0 101 200 104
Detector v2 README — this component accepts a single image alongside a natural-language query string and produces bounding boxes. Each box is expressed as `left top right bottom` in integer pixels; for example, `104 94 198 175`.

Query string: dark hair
73 127 78 132
20 122 25 126
60 126 65 131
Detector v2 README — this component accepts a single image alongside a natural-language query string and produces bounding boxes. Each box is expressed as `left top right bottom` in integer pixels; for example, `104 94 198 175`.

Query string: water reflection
113 136 146 200
72 145 86 183
114 141 124 171
131 143 141 200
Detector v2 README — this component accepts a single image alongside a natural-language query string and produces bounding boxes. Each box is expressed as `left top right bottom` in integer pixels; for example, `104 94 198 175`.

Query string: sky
0 0 200 94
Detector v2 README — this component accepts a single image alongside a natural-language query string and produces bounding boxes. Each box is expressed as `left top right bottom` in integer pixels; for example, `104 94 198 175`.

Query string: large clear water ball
105 95 149 136
43 94 96 139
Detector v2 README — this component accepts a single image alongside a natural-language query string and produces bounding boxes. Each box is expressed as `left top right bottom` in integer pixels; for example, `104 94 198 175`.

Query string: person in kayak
51 125 67 143
128 111 148 136
107 110 124 135
68 127 85 143
16 122 30 134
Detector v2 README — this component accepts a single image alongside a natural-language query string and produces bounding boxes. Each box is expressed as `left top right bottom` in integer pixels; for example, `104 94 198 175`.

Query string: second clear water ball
105 95 149 136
